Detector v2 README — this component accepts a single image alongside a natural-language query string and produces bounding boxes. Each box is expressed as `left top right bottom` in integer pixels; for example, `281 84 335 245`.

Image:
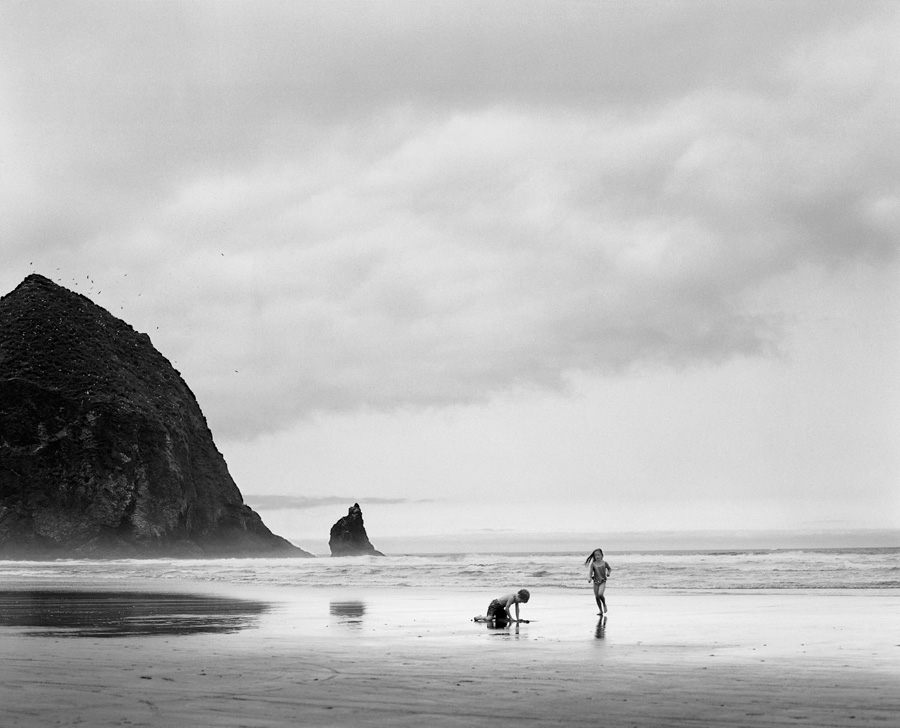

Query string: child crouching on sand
474 589 531 623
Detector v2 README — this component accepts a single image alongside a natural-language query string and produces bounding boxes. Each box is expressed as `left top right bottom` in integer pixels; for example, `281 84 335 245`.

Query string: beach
1 582 897 727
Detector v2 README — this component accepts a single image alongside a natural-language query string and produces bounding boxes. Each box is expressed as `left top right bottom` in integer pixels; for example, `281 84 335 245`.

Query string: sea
1 547 897 592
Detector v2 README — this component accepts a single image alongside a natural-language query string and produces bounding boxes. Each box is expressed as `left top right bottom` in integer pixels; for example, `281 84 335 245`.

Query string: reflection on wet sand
0 590 269 638
595 616 606 639
329 600 365 628
485 621 525 639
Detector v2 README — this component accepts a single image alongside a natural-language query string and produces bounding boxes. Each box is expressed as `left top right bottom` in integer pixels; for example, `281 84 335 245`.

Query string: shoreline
1 584 898 726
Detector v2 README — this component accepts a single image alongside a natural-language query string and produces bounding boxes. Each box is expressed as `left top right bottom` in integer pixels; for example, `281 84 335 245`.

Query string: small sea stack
0 274 312 558
329 503 384 556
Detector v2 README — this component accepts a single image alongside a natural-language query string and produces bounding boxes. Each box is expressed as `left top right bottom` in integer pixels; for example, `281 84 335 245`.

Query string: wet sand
1 584 897 727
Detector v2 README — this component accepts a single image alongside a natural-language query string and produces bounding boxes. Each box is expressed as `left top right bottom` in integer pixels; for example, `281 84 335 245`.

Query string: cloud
2 1 898 439
245 495 421 511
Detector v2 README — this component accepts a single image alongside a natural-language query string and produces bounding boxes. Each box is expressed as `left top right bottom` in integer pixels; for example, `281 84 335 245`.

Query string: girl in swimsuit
585 548 611 616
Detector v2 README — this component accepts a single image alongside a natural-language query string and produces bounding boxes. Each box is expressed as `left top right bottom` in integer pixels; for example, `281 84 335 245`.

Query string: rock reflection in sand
0 590 269 638
329 600 365 628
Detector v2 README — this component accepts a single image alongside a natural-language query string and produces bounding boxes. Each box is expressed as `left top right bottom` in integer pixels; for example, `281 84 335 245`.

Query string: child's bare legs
592 581 607 615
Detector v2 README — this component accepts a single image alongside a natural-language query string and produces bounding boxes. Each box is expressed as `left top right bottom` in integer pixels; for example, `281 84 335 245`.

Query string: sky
1 1 898 553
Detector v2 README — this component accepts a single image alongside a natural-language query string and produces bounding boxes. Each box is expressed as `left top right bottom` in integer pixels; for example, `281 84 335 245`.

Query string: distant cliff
329 503 384 556
0 274 311 558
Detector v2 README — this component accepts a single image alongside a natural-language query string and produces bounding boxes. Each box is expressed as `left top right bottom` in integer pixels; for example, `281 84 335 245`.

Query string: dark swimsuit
486 598 509 621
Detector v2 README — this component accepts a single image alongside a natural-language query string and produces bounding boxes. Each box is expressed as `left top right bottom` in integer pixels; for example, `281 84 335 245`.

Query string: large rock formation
329 503 383 556
0 274 311 558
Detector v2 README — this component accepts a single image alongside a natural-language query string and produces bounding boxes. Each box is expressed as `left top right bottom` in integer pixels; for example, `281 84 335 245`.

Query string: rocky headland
329 503 384 556
0 274 311 558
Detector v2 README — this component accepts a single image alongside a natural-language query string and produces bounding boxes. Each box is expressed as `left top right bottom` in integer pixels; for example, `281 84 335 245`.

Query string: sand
1 583 897 727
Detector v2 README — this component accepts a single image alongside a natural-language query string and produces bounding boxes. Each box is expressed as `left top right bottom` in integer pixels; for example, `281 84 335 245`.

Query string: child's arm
503 595 515 621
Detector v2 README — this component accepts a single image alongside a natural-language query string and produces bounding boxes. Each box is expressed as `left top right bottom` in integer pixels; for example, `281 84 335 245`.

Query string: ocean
4 547 897 727
1 546 897 591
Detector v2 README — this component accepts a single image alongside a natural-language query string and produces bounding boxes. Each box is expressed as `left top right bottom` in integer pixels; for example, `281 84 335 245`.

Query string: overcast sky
2 1 898 552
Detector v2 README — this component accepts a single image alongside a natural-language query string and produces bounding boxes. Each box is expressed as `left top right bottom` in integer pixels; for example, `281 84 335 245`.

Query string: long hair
584 548 604 565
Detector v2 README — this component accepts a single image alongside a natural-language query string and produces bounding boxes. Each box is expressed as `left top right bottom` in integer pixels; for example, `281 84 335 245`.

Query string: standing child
585 548 611 616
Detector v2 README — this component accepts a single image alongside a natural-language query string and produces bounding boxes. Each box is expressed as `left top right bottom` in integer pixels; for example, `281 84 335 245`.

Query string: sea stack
0 274 311 558
329 503 384 556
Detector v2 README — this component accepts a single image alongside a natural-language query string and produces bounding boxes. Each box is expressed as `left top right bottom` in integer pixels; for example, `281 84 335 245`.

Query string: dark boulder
329 503 383 556
0 274 312 559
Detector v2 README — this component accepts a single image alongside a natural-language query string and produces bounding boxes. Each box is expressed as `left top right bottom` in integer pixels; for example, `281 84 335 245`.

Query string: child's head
594 548 604 559
517 589 531 603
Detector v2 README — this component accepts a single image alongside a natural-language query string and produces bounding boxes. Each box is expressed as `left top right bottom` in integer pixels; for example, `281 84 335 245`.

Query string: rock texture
328 503 383 556
0 274 311 558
